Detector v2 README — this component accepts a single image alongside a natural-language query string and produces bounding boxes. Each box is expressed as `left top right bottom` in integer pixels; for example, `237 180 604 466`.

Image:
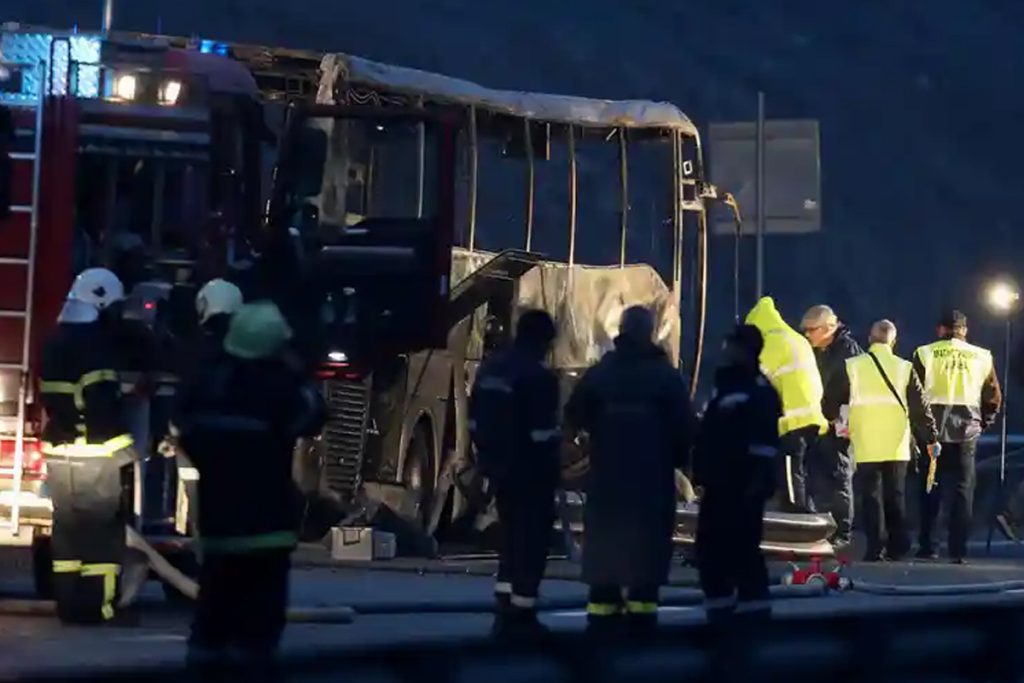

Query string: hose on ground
125 526 356 624
850 579 1024 597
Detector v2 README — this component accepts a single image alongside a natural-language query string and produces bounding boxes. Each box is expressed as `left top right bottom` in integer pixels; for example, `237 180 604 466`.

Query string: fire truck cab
0 25 271 566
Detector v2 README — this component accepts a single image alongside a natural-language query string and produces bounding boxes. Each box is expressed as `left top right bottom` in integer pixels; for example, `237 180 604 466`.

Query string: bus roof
319 53 698 136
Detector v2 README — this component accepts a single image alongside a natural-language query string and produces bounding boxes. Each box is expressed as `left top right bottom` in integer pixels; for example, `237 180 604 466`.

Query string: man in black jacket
469 309 560 638
565 306 695 634
695 325 781 622
801 305 862 549
174 302 325 676
40 268 137 625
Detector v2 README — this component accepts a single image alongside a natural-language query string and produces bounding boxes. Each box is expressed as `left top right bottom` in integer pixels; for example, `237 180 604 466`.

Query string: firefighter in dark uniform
565 306 695 633
468 309 560 637
39 268 137 624
174 301 324 675
695 325 781 622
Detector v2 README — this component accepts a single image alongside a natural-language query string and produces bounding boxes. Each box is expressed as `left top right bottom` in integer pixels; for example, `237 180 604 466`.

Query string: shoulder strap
867 351 907 415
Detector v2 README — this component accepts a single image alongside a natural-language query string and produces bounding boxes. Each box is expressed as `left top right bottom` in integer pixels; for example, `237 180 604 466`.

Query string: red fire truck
0 25 328 584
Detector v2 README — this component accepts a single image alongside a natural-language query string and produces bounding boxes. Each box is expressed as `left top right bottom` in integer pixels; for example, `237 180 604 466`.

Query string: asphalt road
2 539 1024 679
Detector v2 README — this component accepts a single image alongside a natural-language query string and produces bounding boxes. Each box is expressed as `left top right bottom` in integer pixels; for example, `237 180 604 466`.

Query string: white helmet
59 268 125 324
196 278 244 325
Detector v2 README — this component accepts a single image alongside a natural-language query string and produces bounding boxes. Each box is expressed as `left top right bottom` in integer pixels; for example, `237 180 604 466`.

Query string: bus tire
401 422 436 531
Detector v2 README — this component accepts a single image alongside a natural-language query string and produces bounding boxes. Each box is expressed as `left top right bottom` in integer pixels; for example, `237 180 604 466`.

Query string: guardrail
19 600 1024 683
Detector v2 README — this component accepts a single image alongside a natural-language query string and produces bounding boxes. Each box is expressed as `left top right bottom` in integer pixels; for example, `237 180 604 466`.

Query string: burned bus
268 53 723 546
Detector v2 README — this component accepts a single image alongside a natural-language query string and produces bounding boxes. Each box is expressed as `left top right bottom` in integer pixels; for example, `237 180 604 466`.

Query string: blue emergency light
198 39 229 56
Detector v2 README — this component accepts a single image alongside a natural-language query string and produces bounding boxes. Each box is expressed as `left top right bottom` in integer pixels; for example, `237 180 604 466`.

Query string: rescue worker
194 279 244 364
745 297 828 513
824 320 940 561
39 268 137 624
695 324 781 622
160 279 246 536
801 305 862 549
468 309 560 638
564 306 694 634
914 309 1002 563
174 302 325 674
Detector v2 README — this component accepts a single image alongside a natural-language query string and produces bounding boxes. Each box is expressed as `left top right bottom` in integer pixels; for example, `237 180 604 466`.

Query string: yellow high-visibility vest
847 344 912 463
914 338 992 408
745 297 827 436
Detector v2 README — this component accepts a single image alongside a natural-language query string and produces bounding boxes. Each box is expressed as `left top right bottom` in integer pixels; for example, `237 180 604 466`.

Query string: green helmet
223 301 293 360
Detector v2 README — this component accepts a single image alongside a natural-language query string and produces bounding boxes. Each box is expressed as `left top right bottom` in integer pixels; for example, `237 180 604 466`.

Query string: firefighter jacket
173 355 326 553
745 297 828 437
913 337 1002 443
693 364 781 497
39 322 134 457
825 344 938 464
468 345 561 487
564 336 695 588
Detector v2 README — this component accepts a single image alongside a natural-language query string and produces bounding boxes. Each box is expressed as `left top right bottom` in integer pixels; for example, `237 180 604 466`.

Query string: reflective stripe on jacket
745 297 827 436
847 344 912 463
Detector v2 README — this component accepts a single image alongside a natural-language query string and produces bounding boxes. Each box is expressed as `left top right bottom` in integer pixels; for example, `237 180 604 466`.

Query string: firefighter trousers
46 455 127 624
586 584 660 633
189 549 291 661
492 480 555 612
696 491 770 620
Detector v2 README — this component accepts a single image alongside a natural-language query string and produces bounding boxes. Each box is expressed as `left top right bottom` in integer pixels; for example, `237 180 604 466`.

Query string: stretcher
554 494 837 558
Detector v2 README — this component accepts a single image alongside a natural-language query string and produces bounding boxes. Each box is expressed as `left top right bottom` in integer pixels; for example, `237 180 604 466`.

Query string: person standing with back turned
39 268 138 625
468 309 561 639
745 297 828 513
565 306 695 635
174 302 325 678
914 309 1001 563
825 320 939 561
695 324 781 623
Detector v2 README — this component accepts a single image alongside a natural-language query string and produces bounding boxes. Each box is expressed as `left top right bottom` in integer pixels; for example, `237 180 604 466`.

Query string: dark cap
938 309 968 329
726 324 764 359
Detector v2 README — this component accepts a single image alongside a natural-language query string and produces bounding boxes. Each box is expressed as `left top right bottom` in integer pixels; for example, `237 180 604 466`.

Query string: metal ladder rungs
0 257 29 266
0 311 26 319
8 152 35 161
8 206 31 214
0 363 26 371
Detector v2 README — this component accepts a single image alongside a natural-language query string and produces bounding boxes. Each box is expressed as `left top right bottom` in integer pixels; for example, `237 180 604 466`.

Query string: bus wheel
401 423 435 530
31 535 53 599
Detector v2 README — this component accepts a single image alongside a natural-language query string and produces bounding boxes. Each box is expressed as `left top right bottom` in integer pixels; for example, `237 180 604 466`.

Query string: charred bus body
268 54 716 544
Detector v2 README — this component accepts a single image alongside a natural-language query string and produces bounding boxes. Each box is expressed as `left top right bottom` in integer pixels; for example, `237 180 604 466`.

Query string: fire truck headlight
159 79 183 106
112 73 138 101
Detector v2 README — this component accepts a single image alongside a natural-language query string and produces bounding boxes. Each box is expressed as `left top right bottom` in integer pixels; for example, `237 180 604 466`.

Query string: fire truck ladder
0 61 46 536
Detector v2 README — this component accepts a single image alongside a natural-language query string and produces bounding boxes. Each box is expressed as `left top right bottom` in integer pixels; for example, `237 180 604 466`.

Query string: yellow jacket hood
745 296 787 334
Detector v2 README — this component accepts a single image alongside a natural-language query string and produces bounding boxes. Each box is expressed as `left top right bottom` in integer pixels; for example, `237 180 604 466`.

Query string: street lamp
985 278 1019 552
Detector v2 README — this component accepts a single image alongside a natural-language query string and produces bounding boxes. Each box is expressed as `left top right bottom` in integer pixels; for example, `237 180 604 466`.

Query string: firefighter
801 304 862 549
160 279 246 536
745 297 828 513
174 301 324 674
914 309 1002 563
39 268 137 625
695 324 781 622
565 306 694 634
194 279 244 362
824 320 939 561
468 309 560 638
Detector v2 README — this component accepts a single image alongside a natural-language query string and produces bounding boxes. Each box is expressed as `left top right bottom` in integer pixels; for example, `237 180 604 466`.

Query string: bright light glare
987 281 1020 313
327 350 348 363
159 79 182 105
112 73 137 101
